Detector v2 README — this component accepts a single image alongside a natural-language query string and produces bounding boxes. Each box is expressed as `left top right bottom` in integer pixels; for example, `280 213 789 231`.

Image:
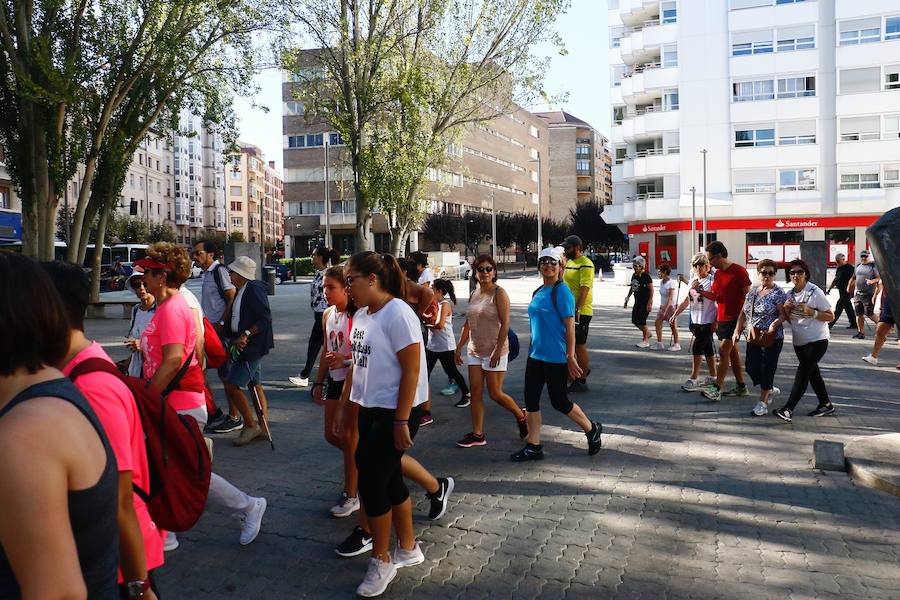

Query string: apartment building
118 136 169 226
608 0 900 273
535 110 613 219
228 143 284 245
282 63 550 256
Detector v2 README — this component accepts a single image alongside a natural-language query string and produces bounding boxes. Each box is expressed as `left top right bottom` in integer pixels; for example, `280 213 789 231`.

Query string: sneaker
651 341 665 350
852 332 865 340
862 354 879 366
419 413 434 427
233 425 262 446
356 558 397 598
769 387 781 397
392 543 425 568
288 375 310 387
510 444 544 462
701 385 721 402
209 415 243 434
722 383 749 397
237 497 267 545
456 432 486 448
681 378 702 392
703 376 717 386
330 492 360 518
164 531 179 552
774 408 793 423
440 383 459 396
667 343 682 352
335 526 373 558
751 401 768 416
808 404 836 417
426 477 454 521
455 394 471 408
517 416 528 439
845 324 857 329
204 408 226 433
636 340 651 348
586 422 602 456
567 380 589 393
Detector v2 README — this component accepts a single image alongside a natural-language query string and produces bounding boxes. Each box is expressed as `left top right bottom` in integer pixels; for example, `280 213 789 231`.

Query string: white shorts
467 353 508 372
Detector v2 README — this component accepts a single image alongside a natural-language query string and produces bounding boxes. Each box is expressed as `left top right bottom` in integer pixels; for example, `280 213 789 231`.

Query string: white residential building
608 0 900 273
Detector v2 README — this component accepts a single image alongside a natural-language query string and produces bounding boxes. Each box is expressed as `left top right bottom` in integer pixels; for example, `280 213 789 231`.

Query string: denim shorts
226 357 262 388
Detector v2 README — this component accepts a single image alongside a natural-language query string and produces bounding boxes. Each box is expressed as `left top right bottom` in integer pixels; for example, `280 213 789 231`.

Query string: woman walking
291 246 341 387
124 269 157 377
774 259 836 422
732 259 787 416
511 248 602 462
333 252 428 597
454 255 527 448
652 263 680 351
671 253 717 391
426 279 471 408
624 257 654 348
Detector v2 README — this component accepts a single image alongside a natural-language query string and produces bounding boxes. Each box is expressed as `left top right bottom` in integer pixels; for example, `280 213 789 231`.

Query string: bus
0 241 68 262
111 243 148 265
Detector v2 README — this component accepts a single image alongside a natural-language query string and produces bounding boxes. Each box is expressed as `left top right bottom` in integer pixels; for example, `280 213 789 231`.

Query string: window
779 168 816 191
663 88 679 110
230 169 241 180
329 133 345 146
732 31 773 56
284 101 305 115
733 169 775 193
230 201 242 211
779 120 816 144
610 27 624 49
662 44 678 68
731 0 769 9
885 115 900 139
887 16 900 41
529 125 539 138
613 106 625 124
306 133 324 147
129 199 138 215
840 67 881 94
734 126 775 147
840 116 880 141
576 145 591 157
331 200 356 214
614 147 627 165
130 173 135 187
777 25 815 51
662 1 676 24
230 185 242 196
733 80 774 102
288 135 305 148
302 201 325 214
156 181 161 193
576 160 591 172
231 217 242 227
0 186 8 209
840 18 881 46
840 168 880 189
886 65 900 90
885 166 900 188
777 76 815 98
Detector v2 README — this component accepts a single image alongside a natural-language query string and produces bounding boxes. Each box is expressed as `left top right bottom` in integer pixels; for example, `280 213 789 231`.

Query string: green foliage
148 223 176 243
227 231 246 243
195 231 228 254
568 200 625 251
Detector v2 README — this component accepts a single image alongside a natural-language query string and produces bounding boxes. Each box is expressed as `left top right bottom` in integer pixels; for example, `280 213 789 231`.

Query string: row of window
732 76 815 102
287 133 345 149
426 168 463 188
839 65 900 94
474 124 526 150
733 166 900 193
285 200 358 216
463 147 525 172
608 2 676 48
731 24 815 56
734 121 815 147
839 16 900 46
730 0 808 9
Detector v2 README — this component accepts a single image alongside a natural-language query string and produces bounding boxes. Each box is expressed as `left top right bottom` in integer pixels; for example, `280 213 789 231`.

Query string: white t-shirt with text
688 274 718 325
786 282 831 346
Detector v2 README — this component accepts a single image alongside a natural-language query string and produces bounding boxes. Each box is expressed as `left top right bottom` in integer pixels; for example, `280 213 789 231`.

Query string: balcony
621 65 678 104
837 186 899 214
625 109 680 142
576 169 592 177
617 0 660 27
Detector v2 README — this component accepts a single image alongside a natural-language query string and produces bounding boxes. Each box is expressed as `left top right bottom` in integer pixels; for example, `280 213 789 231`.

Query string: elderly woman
732 259 787 416
774 259 836 422
624 256 654 347
670 253 717 391
123 269 157 378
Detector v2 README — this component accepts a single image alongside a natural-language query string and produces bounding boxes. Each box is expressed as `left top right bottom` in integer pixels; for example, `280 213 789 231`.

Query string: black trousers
832 291 855 327
301 311 325 378
783 339 830 411
426 349 469 395
355 406 422 517
523 357 573 415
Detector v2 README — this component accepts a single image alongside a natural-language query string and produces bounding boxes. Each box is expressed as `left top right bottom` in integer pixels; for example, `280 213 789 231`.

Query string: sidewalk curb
845 433 900 498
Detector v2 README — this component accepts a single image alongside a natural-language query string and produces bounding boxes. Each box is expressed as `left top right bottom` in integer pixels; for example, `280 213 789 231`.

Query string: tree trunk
89 205 111 303
388 226 406 256
66 159 98 263
353 180 371 252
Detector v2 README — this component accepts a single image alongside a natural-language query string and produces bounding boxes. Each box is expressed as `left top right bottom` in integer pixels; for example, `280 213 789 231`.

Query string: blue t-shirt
528 283 576 363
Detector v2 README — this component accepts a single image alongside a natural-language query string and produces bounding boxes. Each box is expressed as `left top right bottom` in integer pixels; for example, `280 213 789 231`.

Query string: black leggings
301 311 325 378
426 350 469 395
523 357 573 415
355 406 422 517
832 291 855 327
783 339 831 411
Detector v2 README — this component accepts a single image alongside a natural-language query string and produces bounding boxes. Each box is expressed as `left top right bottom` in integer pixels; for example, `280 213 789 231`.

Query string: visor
134 257 173 271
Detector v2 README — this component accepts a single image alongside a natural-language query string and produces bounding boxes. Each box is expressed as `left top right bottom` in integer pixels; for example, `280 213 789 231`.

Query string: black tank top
0 378 119 599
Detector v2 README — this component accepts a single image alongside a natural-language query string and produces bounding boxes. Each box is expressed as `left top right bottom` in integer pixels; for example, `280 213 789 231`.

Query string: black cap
562 235 583 248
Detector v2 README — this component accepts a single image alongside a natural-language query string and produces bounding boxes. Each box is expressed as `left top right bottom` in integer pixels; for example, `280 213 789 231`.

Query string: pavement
86 275 900 599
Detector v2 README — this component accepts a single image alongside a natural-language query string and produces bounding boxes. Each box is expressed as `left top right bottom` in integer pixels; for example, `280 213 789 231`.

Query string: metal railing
626 191 665 201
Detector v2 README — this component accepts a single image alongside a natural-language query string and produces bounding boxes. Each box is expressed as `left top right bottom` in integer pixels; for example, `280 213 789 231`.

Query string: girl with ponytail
425 279 470 408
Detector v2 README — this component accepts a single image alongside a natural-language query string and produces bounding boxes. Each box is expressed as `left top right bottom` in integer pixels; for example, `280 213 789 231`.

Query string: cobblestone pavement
87 277 900 599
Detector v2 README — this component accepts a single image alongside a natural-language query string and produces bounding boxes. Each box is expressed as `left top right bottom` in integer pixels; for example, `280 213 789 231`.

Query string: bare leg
485 371 525 421
575 343 590 379
565 403 593 432
468 365 485 435
670 322 679 344
367 512 392 562
224 383 256 427
871 322 892 358
716 340 734 388
401 454 439 495
641 325 651 341
857 314 865 335
655 317 664 343
705 355 717 377
525 410 542 445
760 388 771 405
391 498 416 551
689 355 702 380
729 344 745 386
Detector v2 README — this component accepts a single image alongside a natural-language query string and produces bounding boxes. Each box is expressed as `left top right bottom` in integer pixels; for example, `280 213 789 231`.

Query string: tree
541 216 569 248
463 212 491 258
496 213 518 260
568 200 625 251
227 231 245 243
420 212 463 250
148 223 176 243
512 213 537 255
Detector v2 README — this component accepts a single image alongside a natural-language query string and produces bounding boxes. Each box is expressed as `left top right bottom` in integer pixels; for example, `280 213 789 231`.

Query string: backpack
202 316 227 368
69 356 211 533
212 263 230 301
507 329 520 362
532 281 565 324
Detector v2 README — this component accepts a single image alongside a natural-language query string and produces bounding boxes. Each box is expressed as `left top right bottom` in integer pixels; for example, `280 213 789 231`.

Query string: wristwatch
121 579 149 599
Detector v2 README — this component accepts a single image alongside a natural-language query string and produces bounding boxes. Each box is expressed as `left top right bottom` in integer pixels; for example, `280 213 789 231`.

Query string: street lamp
323 134 332 248
690 186 697 254
701 148 708 250
528 154 543 251
462 217 474 259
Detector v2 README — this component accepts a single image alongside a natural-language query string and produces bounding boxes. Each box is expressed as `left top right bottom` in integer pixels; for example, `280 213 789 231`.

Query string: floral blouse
742 285 787 339
310 269 327 312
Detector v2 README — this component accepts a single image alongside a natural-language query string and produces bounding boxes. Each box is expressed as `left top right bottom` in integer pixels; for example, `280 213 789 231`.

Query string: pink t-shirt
63 342 165 576
141 293 205 412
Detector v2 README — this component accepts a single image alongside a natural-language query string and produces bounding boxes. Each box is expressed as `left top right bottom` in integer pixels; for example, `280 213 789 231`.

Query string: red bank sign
627 215 880 235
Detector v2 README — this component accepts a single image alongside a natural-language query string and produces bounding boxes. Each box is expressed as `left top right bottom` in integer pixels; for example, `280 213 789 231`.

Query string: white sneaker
356 558 398 597
164 531 179 552
288 375 310 387
636 340 651 348
439 383 459 396
392 543 425 568
238 497 267 545
752 401 768 416
668 343 682 352
769 387 781 397
862 354 879 366
681 379 701 392
651 341 665 350
330 493 360 518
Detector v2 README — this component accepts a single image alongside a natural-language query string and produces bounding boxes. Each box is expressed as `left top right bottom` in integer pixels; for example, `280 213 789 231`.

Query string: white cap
227 255 257 281
539 247 561 262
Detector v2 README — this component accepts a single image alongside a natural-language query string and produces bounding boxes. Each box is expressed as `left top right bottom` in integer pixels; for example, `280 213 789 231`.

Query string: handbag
747 289 776 348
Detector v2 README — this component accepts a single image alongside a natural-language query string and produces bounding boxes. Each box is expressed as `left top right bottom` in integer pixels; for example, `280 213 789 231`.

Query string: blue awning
0 211 22 242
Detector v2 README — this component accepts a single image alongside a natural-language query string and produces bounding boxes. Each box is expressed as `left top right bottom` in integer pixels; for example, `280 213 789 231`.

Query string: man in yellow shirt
562 235 594 392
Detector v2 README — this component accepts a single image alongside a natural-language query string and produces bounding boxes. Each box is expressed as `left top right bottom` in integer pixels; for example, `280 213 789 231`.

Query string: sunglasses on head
476 266 494 273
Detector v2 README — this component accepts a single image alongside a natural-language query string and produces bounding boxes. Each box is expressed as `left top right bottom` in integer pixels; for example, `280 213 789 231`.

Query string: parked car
439 260 471 280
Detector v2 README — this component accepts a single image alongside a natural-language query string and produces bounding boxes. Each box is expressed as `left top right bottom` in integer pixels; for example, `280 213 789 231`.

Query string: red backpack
70 357 212 532
202 316 227 368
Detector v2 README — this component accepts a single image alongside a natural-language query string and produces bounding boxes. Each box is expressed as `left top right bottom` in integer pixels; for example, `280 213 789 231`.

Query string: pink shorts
657 305 675 321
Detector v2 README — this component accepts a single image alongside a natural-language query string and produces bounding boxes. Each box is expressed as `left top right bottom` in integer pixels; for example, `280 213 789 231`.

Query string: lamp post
690 186 697 254
528 154 542 251
701 149 708 250
323 135 332 248
490 191 497 261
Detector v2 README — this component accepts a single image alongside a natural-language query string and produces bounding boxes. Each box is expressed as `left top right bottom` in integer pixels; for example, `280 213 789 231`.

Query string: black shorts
880 300 895 326
689 323 715 357
325 377 345 400
717 319 737 341
575 315 592 345
854 293 875 317
632 305 649 328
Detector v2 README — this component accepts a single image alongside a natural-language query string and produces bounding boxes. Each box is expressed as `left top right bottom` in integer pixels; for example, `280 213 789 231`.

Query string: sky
232 0 610 173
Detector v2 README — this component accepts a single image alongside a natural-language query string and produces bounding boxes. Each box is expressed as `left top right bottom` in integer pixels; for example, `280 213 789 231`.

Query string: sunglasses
759 270 776 276
539 258 559 266
789 270 805 276
476 266 494 273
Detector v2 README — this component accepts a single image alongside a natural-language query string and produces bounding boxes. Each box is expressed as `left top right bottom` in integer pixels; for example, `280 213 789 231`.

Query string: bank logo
775 220 785 228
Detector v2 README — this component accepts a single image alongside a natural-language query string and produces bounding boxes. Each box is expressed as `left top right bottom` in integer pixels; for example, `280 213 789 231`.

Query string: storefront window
769 229 804 244
825 229 853 243
746 232 768 245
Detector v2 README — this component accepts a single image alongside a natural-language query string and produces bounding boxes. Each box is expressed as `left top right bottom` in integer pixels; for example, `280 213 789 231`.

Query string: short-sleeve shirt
787 282 831 346
528 283 576 363
349 298 428 409
833 264 854 290
711 263 752 322
63 342 165 577
631 272 653 307
141 293 204 412
658 278 677 307
200 261 234 322
417 268 434 287
688 275 718 325
742 286 788 340
127 305 156 378
310 270 328 312
563 255 594 316
855 262 879 294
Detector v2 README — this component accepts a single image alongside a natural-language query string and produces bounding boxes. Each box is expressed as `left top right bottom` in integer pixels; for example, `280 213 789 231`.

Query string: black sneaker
845 324 857 329
852 332 865 339
455 394 471 408
586 421 602 456
335 526 373 557
808 404 836 417
773 408 792 423
426 477 454 521
209 415 243 434
567 380 589 393
511 444 544 462
203 408 227 433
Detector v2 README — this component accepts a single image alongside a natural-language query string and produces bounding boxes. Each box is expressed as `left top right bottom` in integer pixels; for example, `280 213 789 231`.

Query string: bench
87 300 136 319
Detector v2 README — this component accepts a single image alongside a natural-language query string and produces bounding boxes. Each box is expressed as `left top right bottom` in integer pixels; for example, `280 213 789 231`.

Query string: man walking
192 241 239 433
561 235 594 392
828 253 855 329
849 249 880 339
698 241 752 401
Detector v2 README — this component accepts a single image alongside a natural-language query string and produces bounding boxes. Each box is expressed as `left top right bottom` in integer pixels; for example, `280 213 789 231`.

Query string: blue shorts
226 357 262 388
880 297 895 326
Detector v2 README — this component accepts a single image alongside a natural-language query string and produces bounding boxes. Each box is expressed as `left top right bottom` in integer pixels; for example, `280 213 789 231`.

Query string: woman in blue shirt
511 248 602 462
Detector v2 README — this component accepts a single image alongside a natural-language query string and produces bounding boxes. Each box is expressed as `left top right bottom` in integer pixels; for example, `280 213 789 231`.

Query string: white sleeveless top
427 300 456 352
325 306 352 381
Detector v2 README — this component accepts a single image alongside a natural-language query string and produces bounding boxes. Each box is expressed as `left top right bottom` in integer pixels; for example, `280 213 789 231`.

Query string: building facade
227 143 284 245
0 148 21 242
535 111 613 220
608 0 900 273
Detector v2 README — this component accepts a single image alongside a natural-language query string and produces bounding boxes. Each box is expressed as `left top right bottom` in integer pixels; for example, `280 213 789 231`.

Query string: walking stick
244 359 275 451
671 275 684 347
